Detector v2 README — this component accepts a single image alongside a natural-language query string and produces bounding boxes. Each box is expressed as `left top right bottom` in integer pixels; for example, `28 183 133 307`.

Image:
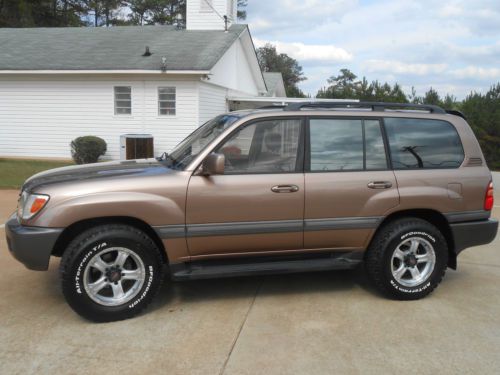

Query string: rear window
384 118 464 169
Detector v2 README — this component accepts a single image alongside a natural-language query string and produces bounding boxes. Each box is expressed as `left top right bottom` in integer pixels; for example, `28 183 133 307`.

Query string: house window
200 0 213 12
114 86 131 115
158 87 176 116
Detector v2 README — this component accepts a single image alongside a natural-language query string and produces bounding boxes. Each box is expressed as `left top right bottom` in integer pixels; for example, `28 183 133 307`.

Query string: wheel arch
372 209 456 269
52 216 169 264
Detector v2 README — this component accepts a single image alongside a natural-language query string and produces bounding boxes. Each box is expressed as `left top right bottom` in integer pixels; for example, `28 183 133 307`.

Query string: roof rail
284 101 446 114
256 105 288 110
445 109 467 120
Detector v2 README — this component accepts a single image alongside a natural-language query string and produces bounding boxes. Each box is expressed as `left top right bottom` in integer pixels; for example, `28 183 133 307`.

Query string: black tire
365 218 448 300
60 224 164 322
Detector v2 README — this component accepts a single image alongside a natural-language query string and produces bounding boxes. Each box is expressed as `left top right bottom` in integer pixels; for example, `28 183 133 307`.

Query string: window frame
114 86 132 115
158 86 176 116
305 116 391 173
209 116 306 175
382 117 465 170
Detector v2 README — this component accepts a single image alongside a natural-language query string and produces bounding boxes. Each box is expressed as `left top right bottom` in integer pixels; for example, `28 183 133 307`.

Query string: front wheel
60 224 164 322
365 218 448 300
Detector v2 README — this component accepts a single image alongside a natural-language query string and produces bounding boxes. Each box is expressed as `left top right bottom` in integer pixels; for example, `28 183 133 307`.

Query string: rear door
304 117 400 250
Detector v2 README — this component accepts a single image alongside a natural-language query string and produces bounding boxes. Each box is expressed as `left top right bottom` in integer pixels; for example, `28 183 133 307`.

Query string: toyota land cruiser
5 101 498 322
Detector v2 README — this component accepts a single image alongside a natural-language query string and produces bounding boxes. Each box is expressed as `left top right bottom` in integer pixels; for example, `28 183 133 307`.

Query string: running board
170 252 363 281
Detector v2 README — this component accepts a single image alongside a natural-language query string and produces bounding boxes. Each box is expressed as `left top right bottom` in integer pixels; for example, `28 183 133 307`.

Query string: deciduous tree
256 43 307 97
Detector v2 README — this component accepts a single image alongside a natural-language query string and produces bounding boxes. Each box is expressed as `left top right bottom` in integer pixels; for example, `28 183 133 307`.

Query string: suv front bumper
5 213 63 271
450 218 498 255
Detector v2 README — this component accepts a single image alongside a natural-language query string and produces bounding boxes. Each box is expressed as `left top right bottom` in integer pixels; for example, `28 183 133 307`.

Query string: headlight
17 191 50 220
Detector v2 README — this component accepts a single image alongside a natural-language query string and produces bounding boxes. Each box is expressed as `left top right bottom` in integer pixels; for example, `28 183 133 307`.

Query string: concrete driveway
1 175 499 374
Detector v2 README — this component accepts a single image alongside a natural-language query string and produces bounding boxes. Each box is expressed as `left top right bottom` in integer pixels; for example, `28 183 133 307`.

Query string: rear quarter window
384 118 464 169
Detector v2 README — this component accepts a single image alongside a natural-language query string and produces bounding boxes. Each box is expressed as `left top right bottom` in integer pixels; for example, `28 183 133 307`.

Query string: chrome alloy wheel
83 247 146 306
391 237 436 287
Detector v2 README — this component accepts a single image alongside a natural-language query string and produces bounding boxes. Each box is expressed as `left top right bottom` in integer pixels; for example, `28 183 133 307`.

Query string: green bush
71 136 107 164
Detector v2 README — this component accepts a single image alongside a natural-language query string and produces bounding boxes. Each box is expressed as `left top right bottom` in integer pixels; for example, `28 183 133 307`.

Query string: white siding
0 75 201 159
209 39 259 96
186 0 237 30
198 82 228 124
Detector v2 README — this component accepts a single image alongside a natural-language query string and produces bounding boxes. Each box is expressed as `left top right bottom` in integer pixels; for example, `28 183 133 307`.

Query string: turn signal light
19 193 50 220
484 181 494 211
30 196 49 214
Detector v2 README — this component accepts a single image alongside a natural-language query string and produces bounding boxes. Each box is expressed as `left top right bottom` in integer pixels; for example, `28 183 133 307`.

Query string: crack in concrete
219 281 262 375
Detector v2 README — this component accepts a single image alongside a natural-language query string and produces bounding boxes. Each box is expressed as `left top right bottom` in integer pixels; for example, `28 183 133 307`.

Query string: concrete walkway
1 176 499 374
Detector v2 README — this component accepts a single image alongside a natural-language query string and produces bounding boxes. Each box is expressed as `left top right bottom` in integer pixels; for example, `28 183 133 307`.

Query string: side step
170 252 363 281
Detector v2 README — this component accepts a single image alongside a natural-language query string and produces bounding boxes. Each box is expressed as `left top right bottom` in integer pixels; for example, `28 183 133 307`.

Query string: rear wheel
60 224 164 322
365 218 448 300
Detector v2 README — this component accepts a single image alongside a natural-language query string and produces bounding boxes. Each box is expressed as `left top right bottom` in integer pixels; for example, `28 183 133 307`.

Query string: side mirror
202 153 225 175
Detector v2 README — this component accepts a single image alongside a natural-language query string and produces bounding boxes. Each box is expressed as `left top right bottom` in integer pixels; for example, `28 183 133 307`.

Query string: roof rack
284 101 446 114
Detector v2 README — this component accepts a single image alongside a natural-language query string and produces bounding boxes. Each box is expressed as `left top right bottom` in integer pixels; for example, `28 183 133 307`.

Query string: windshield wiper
156 152 169 162
156 152 180 168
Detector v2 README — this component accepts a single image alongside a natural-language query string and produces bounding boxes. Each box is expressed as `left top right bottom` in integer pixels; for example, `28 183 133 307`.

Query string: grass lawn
0 158 74 189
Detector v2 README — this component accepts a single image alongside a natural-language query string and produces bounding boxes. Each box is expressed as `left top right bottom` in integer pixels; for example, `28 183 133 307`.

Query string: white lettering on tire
128 266 154 309
390 279 431 293
75 242 107 294
401 231 435 243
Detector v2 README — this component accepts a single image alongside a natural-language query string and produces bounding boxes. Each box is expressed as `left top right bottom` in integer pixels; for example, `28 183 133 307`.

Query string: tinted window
310 119 363 171
385 118 464 169
309 119 387 171
217 119 301 174
365 120 388 170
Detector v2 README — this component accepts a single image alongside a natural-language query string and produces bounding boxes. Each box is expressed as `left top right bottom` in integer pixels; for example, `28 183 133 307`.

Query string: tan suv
5 102 498 322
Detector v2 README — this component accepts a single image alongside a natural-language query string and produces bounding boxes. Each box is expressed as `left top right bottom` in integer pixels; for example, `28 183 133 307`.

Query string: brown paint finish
17 107 494 267
186 173 304 255
389 167 491 213
27 167 192 262
304 228 374 250
304 171 399 249
186 232 303 257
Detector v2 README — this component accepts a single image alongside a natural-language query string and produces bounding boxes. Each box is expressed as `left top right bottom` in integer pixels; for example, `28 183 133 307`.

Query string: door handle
367 181 393 189
271 185 299 193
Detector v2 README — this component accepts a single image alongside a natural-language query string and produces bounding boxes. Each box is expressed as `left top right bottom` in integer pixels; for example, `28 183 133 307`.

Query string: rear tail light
484 181 494 211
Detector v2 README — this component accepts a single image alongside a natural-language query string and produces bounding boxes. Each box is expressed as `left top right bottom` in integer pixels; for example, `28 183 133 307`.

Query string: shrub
71 136 107 164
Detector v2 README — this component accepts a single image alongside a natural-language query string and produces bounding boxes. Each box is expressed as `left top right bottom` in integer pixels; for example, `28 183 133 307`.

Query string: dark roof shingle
0 24 247 71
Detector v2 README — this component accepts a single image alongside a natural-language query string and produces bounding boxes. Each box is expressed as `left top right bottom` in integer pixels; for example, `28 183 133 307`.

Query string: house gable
208 28 267 96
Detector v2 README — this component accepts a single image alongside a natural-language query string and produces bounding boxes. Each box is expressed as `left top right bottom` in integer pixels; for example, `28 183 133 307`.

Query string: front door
304 117 400 250
186 117 305 257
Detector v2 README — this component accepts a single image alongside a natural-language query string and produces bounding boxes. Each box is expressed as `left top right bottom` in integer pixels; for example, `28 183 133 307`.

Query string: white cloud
451 66 500 80
246 0 500 98
438 3 463 17
254 38 353 63
362 60 448 76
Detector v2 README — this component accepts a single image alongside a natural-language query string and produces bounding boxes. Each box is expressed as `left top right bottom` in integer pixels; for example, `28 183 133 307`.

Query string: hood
22 159 173 192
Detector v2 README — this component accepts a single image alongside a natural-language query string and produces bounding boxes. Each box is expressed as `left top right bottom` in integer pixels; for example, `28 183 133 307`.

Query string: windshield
163 114 241 170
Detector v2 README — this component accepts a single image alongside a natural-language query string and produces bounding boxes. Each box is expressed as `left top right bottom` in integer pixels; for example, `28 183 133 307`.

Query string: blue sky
245 0 500 99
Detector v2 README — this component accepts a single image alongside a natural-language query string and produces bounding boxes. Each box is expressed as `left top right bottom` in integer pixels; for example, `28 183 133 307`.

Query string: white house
0 0 286 160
